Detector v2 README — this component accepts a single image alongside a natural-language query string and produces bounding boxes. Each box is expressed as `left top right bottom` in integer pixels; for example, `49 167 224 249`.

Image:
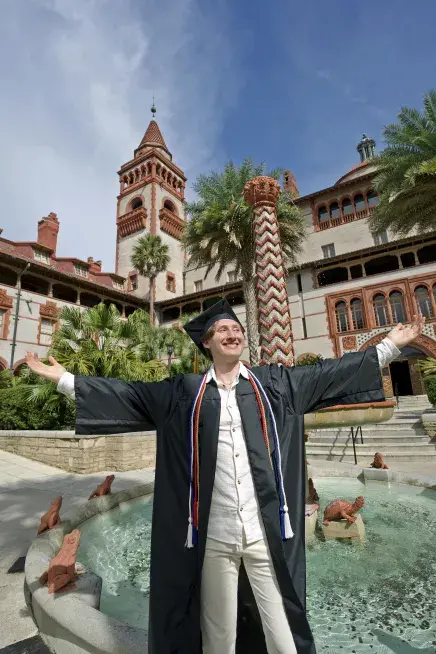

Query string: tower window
164 199 176 213
0 309 5 334
130 274 138 291
228 270 237 283
74 264 88 278
335 301 349 332
194 280 203 293
39 318 55 345
166 272 176 293
130 198 143 211
322 243 335 259
34 249 50 264
373 294 388 326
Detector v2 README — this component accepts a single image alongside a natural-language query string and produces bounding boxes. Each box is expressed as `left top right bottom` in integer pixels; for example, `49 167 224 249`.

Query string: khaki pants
201 536 297 654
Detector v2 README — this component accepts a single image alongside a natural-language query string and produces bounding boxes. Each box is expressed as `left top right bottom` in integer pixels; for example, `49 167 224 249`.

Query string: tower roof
137 119 169 152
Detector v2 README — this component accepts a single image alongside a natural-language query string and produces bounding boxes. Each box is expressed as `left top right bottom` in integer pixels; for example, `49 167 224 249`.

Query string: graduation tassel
248 371 294 541
186 374 208 549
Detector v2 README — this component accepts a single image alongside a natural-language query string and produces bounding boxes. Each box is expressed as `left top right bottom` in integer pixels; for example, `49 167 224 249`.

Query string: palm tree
369 90 436 236
22 303 169 413
131 234 170 324
183 159 306 364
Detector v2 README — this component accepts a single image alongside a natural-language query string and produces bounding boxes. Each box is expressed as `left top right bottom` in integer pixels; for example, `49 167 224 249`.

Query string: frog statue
370 452 389 469
88 474 115 500
37 496 62 535
39 529 81 594
323 496 365 525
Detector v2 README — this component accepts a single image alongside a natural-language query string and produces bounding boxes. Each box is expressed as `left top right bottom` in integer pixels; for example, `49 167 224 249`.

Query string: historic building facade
2 119 435 395
0 213 143 372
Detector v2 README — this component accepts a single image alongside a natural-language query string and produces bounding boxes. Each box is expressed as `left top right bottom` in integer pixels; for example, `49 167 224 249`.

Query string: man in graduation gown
26 301 424 654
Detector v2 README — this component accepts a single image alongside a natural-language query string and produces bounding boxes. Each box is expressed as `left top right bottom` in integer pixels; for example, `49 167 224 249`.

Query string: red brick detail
0 356 8 370
37 212 59 251
342 335 357 350
117 207 147 238
39 301 60 320
244 177 294 365
159 208 185 240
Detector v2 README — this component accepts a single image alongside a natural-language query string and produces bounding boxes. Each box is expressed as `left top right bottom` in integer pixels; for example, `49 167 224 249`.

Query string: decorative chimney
37 213 59 252
357 134 376 162
87 257 102 273
283 171 299 198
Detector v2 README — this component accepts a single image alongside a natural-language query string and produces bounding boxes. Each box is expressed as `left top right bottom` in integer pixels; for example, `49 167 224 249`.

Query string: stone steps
306 399 435 463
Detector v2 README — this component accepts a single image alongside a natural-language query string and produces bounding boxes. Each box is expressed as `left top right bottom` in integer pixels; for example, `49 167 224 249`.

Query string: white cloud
0 0 241 270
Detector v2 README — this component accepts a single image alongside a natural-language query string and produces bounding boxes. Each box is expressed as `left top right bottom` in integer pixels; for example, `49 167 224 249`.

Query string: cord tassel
281 505 294 539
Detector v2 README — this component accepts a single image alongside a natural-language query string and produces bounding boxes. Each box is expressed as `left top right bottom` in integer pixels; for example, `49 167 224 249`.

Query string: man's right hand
25 353 66 384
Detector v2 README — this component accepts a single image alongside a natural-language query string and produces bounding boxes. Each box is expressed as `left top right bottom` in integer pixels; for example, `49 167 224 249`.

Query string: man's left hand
386 314 425 349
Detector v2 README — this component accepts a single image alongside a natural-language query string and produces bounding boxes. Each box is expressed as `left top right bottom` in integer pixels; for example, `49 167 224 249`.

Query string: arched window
350 298 364 330
373 294 388 326
341 198 353 215
366 190 379 207
415 286 434 318
130 198 143 210
354 193 366 212
335 301 349 332
389 291 406 323
329 202 340 219
318 206 328 222
164 199 176 213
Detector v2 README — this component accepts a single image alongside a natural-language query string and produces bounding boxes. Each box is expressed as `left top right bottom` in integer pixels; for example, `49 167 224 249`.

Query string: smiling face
202 319 246 363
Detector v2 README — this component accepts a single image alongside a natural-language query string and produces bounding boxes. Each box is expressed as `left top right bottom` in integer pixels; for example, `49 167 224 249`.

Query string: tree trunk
149 277 155 325
242 277 260 366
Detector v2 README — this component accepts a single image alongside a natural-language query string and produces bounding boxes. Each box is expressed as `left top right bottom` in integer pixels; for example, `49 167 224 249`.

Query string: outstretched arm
25 353 174 435
279 315 424 415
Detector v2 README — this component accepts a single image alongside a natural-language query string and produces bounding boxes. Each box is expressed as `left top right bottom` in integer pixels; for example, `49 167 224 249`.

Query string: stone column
244 176 294 365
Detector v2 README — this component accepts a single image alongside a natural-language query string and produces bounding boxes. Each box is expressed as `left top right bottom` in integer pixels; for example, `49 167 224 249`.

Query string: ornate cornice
40 300 59 320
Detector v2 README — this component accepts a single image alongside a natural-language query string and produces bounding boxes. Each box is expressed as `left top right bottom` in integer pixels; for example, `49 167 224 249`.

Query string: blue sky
1 0 436 270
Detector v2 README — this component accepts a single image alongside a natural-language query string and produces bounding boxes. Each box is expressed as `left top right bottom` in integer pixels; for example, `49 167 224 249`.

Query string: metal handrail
350 425 363 465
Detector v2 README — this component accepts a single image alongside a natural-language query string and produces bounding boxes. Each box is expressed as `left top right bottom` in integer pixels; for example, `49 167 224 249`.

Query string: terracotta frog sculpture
88 474 115 500
323 496 365 525
37 496 62 535
39 529 81 593
370 452 388 469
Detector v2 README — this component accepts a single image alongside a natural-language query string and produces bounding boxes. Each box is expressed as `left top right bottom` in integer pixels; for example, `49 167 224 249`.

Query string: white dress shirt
57 338 400 546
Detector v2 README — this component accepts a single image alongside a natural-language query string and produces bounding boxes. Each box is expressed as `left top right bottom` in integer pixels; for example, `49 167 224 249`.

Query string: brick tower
115 103 187 302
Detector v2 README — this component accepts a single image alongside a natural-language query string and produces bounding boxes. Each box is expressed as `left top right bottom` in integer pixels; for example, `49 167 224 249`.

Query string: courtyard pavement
0 450 435 652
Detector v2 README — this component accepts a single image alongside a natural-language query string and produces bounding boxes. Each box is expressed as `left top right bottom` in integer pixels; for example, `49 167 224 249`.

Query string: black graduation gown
74 347 384 654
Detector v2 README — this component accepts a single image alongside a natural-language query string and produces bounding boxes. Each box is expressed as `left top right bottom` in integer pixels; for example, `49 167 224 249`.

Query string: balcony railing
317 206 375 231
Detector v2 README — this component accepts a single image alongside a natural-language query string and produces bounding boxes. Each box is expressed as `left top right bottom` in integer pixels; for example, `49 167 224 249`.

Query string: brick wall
0 430 156 473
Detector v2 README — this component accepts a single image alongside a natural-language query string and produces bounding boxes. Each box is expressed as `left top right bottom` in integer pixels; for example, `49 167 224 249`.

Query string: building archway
360 333 436 396
0 356 8 371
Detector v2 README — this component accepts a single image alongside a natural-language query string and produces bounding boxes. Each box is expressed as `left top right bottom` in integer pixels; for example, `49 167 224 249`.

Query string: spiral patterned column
243 176 294 365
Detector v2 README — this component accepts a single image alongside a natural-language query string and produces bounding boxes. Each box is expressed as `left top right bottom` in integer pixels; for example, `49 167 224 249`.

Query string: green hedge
0 387 75 430
425 375 436 407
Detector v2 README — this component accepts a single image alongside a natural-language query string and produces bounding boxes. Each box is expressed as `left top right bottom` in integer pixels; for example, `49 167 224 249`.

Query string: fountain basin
25 483 153 654
304 400 396 429
25 466 436 654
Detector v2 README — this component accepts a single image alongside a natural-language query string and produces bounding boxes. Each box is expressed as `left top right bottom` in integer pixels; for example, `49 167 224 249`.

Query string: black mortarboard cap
183 299 244 358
